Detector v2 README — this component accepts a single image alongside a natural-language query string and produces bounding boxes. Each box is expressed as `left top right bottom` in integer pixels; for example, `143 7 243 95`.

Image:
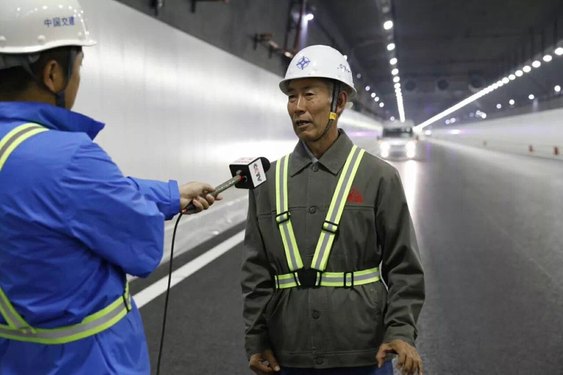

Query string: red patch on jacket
347 187 363 204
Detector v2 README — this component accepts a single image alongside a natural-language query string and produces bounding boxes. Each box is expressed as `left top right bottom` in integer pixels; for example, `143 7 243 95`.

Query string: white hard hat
279 45 356 97
0 0 96 54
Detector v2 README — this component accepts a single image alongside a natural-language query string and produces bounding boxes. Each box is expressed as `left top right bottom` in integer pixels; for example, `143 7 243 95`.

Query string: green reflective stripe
311 146 365 271
0 123 48 170
0 287 32 330
320 267 380 287
275 155 303 271
274 267 380 289
0 286 131 345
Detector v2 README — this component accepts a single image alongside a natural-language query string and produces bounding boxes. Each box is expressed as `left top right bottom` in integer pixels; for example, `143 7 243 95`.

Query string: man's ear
335 91 348 114
41 60 64 93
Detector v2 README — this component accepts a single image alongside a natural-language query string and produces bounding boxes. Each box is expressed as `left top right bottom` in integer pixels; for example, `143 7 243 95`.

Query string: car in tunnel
377 122 418 160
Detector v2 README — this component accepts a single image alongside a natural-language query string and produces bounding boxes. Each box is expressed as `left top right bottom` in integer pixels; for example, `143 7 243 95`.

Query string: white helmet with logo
0 0 96 55
279 45 356 98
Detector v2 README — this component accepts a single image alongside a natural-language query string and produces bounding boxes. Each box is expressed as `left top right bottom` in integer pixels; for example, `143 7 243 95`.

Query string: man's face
286 78 335 143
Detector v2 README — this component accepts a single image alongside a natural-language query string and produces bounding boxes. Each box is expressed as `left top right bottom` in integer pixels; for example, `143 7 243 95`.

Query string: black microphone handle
182 172 244 214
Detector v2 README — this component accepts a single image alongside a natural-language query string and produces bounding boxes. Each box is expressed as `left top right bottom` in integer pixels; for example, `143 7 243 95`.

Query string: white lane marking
134 230 245 309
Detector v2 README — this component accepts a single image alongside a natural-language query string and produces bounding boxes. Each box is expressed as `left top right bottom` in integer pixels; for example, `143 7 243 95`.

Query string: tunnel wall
429 108 563 160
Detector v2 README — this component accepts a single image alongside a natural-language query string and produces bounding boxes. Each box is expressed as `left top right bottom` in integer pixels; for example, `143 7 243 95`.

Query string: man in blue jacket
0 0 217 373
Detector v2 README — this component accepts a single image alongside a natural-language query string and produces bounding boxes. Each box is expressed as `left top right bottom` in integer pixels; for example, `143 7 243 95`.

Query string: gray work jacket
241 131 424 368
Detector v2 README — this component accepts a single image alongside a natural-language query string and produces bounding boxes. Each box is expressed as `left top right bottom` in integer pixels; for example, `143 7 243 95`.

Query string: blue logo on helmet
296 56 311 70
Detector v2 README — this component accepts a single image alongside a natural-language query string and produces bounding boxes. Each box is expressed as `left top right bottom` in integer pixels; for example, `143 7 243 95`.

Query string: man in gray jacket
241 45 425 375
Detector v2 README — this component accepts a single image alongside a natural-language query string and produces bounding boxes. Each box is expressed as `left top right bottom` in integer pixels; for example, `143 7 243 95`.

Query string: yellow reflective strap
274 267 380 289
275 155 303 271
329 112 337 120
0 287 32 330
311 146 365 271
0 123 48 170
0 285 131 345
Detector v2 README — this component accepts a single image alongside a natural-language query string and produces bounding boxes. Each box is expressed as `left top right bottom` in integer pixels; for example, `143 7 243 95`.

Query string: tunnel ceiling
312 0 563 124
117 0 563 126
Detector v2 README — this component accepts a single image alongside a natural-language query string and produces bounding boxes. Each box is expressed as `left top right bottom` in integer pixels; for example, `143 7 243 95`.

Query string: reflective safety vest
274 145 381 289
0 123 132 344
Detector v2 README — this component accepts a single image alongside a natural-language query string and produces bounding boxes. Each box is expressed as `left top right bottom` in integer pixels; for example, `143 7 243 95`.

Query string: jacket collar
289 129 354 177
0 101 105 140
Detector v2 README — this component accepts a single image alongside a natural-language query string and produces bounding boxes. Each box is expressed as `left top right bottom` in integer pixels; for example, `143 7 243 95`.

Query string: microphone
183 157 270 214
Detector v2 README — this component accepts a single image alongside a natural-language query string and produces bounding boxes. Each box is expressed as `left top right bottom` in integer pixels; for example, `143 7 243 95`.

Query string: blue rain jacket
0 102 180 374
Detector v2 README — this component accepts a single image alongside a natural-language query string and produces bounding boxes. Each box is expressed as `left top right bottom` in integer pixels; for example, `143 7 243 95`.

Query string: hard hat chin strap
20 47 80 109
311 82 340 143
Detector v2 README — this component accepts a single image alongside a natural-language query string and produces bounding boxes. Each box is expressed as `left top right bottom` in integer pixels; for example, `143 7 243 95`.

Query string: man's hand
249 349 280 374
179 182 220 214
376 339 423 375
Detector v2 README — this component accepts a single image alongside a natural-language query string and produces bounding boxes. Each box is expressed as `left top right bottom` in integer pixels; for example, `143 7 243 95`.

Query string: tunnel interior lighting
528 94 535 100
515 70 523 77
502 77 510 84
532 60 541 68
555 47 563 56
522 65 532 73
509 99 515 105
543 54 552 62
356 73 362 79
508 74 516 80
379 102 385 107
371 92 376 98
555 85 561 93
383 20 394 30
305 13 314 21
365 85 371 91
393 76 400 83
391 68 399 75
375 96 380 102
387 43 395 51
496 103 502 109
390 116 395 121
389 57 398 65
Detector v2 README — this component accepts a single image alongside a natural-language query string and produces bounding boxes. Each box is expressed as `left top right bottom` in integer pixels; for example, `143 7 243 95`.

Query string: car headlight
379 141 390 152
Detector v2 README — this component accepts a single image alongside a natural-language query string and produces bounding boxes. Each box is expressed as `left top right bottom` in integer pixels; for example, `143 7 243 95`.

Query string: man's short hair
0 46 77 98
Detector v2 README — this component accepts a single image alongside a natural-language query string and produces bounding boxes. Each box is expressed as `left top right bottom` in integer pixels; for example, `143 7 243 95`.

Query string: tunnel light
391 68 399 75
522 65 532 73
555 85 561 93
532 60 541 68
496 103 502 109
502 77 510 84
555 47 563 56
528 94 535 100
379 102 385 107
515 70 523 77
365 85 371 91
390 116 395 121
508 74 516 80
394 83 401 89
375 96 380 102
543 54 553 62
343 55 348 60
387 43 396 51
445 119 450 125
393 76 401 83
383 20 394 30
305 13 314 21
371 92 376 98
509 99 515 105
389 57 398 65
356 73 362 79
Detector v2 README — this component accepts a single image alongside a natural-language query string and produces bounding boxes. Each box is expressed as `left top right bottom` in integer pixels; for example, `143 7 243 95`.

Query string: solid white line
134 230 245 309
